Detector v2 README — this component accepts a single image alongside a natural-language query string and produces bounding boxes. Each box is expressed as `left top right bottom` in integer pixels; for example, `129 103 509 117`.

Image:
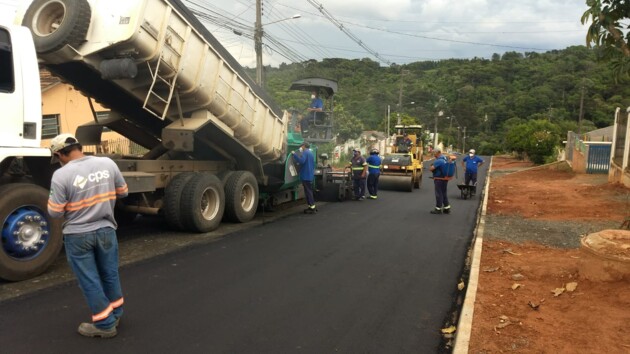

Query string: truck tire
216 171 234 187
0 184 63 281
180 173 225 233
163 172 197 231
224 171 258 223
22 0 91 54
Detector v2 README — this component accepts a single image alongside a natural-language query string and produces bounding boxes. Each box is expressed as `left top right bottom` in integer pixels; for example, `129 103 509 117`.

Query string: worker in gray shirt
47 133 128 338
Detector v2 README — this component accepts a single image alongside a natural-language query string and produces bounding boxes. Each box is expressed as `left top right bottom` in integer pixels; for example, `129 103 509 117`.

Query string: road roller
380 125 424 192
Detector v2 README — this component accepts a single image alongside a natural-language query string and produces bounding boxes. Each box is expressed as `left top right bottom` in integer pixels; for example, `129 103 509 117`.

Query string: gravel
483 215 620 248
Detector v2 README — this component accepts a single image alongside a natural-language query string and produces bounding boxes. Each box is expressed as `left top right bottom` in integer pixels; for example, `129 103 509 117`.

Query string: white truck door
0 25 42 149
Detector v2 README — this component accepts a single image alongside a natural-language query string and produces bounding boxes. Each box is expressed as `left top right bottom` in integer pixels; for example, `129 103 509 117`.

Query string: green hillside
251 46 628 162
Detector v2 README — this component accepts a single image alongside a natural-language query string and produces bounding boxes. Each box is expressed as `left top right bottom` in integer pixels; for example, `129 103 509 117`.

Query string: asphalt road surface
0 159 487 353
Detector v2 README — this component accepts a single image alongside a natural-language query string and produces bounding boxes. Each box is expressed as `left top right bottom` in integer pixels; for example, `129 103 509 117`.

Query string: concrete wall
609 162 630 188
608 107 630 186
571 147 586 173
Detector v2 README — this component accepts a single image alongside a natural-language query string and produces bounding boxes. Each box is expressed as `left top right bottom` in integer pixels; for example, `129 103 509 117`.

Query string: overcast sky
1 0 591 67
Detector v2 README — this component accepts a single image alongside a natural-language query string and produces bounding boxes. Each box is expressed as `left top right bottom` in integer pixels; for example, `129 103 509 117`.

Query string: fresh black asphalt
0 159 487 354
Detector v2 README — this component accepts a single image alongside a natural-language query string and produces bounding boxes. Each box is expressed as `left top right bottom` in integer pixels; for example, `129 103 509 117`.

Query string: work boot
430 208 442 214
77 323 117 338
443 205 451 214
369 195 377 199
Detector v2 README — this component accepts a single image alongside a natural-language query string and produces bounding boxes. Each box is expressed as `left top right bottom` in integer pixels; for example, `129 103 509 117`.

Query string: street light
395 101 415 125
434 110 443 148
265 14 301 26
388 101 414 141
254 6 301 85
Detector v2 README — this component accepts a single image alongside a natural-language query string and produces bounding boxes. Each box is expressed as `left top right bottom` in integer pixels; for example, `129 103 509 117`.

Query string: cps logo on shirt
73 170 110 189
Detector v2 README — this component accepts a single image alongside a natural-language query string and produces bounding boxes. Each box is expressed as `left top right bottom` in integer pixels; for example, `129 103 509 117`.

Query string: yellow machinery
380 125 424 192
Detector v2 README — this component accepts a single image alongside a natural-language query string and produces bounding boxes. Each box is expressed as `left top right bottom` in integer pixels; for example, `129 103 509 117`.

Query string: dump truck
0 0 307 281
379 125 424 192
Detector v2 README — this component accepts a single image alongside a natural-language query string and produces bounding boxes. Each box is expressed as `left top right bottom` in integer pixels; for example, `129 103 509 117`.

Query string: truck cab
0 24 63 281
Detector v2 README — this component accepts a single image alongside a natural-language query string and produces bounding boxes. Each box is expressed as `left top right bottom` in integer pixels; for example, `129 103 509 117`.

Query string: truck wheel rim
200 187 220 220
2 207 50 260
241 184 256 212
32 0 67 38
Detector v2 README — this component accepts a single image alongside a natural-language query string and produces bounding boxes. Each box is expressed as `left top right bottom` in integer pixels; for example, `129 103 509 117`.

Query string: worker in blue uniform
366 148 382 199
301 90 324 134
429 148 451 214
292 142 316 211
462 149 484 196
348 148 367 200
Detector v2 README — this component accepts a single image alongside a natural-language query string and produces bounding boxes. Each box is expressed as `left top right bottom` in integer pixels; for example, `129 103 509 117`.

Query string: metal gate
586 144 611 174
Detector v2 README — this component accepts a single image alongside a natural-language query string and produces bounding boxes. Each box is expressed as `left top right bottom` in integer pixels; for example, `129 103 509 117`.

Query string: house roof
585 126 614 142
40 68 60 91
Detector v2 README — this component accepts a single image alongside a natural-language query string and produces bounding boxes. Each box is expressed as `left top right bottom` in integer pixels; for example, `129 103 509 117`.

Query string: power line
306 0 392 65
277 2 579 51
263 1 333 59
185 0 317 64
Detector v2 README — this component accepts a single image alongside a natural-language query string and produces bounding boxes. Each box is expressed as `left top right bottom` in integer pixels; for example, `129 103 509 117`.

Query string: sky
0 0 592 68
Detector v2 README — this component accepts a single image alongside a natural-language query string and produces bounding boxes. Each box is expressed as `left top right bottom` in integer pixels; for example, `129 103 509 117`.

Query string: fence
609 107 630 187
82 138 148 156
565 131 611 174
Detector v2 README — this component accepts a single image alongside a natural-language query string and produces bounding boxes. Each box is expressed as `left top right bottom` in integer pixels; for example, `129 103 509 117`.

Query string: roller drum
379 175 413 192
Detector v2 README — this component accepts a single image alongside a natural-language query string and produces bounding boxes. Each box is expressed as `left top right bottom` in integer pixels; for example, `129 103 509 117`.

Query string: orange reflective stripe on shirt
64 191 117 212
111 297 124 309
92 305 113 322
116 185 128 195
47 200 66 212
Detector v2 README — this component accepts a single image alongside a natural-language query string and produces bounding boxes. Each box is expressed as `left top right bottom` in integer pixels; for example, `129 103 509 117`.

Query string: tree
505 120 561 164
582 0 630 78
333 103 364 143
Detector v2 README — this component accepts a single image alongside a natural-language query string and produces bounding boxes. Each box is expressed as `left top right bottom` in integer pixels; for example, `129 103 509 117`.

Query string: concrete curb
452 157 494 353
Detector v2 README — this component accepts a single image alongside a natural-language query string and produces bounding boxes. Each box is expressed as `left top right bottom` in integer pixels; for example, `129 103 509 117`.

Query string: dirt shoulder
467 156 630 353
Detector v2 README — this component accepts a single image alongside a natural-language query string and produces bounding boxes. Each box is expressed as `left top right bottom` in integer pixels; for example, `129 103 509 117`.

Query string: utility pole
484 113 488 133
387 105 391 137
434 111 442 148
254 0 263 85
578 83 585 135
462 126 467 153
397 69 404 124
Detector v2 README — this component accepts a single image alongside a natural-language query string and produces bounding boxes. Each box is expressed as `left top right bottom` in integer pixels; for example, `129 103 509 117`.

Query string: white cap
50 133 80 153
469 149 475 154
50 133 80 164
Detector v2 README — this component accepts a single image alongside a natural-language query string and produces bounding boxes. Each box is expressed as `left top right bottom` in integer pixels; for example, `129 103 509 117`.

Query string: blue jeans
64 227 123 329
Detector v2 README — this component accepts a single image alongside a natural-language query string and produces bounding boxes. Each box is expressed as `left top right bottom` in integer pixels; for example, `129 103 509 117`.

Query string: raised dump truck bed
18 0 301 233
22 0 288 173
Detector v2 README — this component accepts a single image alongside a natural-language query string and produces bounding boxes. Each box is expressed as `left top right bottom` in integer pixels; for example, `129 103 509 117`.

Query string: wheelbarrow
456 183 476 200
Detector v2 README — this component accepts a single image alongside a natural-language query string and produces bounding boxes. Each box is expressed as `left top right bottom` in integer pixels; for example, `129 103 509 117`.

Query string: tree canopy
253 42 627 162
582 0 630 78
